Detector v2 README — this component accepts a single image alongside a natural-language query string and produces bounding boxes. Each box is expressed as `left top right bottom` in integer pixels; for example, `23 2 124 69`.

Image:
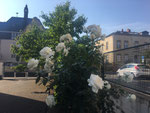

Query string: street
0 78 47 113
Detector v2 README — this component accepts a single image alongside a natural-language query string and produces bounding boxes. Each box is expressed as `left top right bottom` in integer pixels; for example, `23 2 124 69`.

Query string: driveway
0 77 47 113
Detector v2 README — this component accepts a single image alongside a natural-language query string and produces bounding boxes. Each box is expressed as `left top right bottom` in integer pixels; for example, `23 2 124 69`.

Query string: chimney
127 28 131 32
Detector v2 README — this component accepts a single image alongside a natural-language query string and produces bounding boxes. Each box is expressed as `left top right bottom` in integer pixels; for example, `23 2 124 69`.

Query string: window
106 42 108 50
11 33 16 39
105 55 109 62
11 32 20 39
124 41 128 48
144 42 148 49
117 54 121 62
117 40 121 49
127 65 134 68
134 55 139 63
124 54 129 62
101 44 104 51
134 41 139 46
11 54 16 58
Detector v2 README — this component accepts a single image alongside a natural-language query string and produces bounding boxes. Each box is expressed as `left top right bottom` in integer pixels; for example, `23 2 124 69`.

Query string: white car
117 63 150 77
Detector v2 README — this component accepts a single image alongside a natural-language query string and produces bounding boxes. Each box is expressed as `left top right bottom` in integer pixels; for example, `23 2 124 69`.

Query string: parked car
117 63 150 77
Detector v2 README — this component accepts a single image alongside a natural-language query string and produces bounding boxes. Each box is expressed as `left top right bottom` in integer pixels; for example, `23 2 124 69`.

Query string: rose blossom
27 58 39 70
44 58 54 73
55 42 66 52
60 34 72 43
104 81 111 89
40 47 55 58
87 74 104 93
45 95 56 108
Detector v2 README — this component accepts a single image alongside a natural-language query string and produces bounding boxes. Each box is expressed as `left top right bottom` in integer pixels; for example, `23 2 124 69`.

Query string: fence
103 43 150 95
3 62 37 77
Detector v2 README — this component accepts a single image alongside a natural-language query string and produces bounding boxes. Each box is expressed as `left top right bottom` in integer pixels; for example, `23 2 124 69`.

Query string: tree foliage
11 1 86 62
41 1 87 40
11 26 52 61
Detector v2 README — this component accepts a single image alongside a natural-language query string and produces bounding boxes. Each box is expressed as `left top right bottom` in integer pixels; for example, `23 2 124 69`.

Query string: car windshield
137 65 150 69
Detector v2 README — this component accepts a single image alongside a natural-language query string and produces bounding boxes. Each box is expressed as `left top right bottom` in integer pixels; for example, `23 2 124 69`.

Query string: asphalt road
0 78 47 113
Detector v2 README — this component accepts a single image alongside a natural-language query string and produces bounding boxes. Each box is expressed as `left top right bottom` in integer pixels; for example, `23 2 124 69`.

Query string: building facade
97 29 150 66
0 5 44 65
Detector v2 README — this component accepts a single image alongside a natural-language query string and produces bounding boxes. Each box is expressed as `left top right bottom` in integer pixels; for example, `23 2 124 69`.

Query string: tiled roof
106 31 150 37
0 17 32 32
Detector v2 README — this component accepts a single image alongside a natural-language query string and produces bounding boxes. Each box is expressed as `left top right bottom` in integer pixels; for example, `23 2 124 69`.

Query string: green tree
11 1 86 62
41 1 87 41
11 26 51 62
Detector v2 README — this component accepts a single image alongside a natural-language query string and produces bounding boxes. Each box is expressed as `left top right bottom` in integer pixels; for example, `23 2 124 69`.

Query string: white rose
104 81 111 89
56 42 66 52
60 34 72 43
130 94 136 101
27 58 39 70
126 75 134 82
87 74 104 93
44 58 54 73
45 95 56 108
40 47 55 58
127 94 136 101
121 72 134 82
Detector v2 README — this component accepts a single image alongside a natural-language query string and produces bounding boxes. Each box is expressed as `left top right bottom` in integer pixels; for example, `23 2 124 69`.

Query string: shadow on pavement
0 92 47 113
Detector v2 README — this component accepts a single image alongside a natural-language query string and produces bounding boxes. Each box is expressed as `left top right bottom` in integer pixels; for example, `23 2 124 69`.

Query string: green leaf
36 76 41 84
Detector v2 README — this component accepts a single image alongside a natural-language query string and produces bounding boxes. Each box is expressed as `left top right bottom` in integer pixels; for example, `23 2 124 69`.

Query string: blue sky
0 0 150 35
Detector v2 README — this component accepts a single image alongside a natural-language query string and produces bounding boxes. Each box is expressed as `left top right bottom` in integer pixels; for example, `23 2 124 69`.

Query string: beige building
0 39 16 63
0 5 44 67
97 29 150 66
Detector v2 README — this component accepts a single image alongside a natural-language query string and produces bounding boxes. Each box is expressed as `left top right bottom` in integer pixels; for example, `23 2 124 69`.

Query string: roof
106 31 150 38
0 17 32 32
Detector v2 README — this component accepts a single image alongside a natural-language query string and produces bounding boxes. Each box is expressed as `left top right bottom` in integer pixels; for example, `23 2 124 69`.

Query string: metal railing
103 43 150 95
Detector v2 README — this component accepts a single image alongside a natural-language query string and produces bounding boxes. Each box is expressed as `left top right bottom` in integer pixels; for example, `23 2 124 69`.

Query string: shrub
27 25 124 113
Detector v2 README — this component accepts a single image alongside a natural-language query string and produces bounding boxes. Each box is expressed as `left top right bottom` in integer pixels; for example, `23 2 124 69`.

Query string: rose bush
28 26 124 113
